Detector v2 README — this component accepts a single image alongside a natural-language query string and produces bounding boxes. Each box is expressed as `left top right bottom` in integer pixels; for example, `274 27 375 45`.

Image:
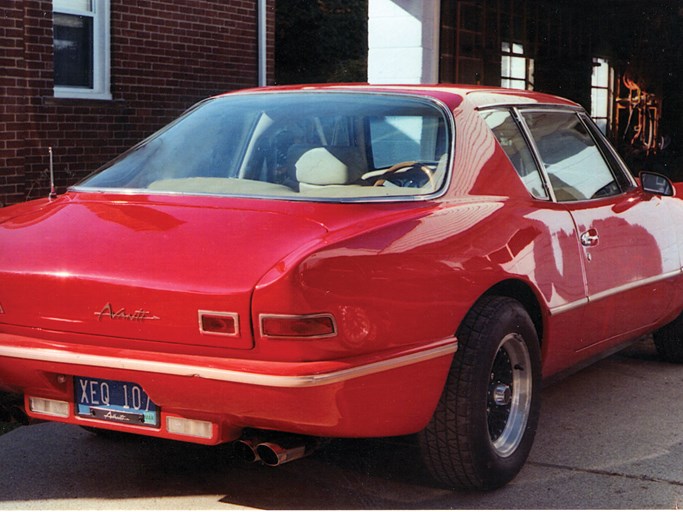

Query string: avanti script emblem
94 302 160 322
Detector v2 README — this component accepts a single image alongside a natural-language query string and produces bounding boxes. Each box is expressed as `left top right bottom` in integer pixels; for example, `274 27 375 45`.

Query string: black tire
418 296 542 491
653 314 683 363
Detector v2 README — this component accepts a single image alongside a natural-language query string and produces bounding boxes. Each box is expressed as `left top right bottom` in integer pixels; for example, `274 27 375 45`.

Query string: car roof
463 88 580 109
225 83 581 111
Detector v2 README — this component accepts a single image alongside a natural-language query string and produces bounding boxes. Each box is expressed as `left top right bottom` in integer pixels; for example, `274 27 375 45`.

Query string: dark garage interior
438 0 683 178
276 0 683 179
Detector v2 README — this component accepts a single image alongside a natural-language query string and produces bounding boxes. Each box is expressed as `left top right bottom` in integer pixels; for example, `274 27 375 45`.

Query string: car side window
577 112 635 193
521 111 620 202
480 109 549 200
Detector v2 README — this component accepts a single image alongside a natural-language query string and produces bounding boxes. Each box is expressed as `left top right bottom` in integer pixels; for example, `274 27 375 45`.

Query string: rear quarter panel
250 197 556 363
250 99 589 375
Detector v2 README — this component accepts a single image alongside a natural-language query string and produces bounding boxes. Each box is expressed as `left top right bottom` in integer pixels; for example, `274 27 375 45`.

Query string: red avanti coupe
1 85 682 490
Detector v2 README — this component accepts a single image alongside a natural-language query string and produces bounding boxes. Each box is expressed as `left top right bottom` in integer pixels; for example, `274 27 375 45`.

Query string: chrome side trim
548 298 588 316
549 269 682 316
0 338 457 388
588 270 681 304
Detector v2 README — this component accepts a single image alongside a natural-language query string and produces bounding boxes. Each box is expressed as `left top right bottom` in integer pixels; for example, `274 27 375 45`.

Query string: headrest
295 147 365 186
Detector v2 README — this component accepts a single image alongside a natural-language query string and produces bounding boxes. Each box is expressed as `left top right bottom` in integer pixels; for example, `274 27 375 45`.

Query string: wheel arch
482 279 544 347
420 282 544 490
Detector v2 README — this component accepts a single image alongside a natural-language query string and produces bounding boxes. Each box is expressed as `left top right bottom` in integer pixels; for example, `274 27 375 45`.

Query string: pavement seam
529 461 683 487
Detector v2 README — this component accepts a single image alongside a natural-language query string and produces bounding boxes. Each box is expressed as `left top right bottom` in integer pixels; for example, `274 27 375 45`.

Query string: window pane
592 58 609 87
54 0 93 12
54 13 93 87
501 55 511 77
480 109 549 199
510 56 526 79
594 118 608 135
523 112 618 201
509 79 526 90
591 88 608 118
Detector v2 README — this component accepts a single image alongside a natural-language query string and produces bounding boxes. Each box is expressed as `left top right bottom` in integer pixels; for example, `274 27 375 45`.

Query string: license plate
75 377 159 427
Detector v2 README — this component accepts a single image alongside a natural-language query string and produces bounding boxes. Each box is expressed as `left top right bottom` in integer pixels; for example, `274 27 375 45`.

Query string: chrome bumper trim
0 338 457 388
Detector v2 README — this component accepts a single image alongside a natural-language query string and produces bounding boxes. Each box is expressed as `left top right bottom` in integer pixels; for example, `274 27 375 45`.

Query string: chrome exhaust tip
256 437 319 467
233 438 262 463
234 432 324 466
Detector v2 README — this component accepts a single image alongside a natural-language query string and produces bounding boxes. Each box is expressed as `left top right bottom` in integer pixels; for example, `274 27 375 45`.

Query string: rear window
77 92 452 201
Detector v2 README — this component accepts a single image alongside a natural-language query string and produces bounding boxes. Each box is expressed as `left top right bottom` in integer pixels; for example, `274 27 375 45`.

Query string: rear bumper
0 333 456 444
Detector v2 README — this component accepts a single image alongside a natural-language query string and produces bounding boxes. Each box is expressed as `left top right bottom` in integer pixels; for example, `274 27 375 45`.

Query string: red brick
1 0 274 206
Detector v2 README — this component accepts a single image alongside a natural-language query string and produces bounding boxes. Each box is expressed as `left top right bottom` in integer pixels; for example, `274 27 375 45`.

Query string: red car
1 84 682 490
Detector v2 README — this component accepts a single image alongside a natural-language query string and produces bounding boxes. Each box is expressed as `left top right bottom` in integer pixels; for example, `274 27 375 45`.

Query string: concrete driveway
1 338 683 509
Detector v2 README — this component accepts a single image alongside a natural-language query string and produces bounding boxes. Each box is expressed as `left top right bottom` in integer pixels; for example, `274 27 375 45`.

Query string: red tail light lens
199 311 239 336
260 314 337 339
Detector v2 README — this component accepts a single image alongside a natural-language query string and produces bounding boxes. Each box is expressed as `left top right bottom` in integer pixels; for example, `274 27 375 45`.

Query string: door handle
580 229 599 247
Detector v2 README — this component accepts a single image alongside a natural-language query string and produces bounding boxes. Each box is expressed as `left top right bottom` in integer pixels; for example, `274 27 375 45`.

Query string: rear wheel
418 296 541 490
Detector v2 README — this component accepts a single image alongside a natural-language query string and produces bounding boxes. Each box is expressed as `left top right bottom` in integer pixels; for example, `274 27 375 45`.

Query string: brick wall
0 0 275 206
0 2 35 205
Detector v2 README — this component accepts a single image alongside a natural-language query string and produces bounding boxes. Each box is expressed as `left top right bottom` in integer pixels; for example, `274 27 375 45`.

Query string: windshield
77 92 452 201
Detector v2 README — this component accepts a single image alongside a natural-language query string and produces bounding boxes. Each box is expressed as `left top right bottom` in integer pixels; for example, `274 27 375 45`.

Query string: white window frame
591 57 613 135
501 42 534 91
53 0 111 100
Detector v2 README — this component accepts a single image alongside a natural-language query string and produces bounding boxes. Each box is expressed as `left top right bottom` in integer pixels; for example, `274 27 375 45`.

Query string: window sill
54 88 112 101
42 96 126 108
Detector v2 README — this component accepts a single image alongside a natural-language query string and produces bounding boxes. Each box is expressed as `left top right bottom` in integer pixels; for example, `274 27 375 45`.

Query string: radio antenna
48 146 57 199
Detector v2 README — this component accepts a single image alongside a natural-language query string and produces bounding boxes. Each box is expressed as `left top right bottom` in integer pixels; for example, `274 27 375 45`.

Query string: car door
521 109 680 349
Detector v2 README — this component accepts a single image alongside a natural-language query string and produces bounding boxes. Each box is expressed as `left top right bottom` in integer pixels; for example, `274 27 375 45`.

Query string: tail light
260 313 336 339
28 397 69 418
166 416 214 440
198 311 239 336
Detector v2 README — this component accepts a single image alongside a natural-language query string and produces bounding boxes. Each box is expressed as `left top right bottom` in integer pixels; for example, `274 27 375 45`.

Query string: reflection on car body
1 84 682 491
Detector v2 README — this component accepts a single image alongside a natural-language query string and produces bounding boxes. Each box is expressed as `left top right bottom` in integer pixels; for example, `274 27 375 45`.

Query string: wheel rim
487 333 532 457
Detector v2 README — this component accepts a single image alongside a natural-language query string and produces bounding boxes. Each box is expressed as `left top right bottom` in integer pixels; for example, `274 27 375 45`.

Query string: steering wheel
363 161 435 188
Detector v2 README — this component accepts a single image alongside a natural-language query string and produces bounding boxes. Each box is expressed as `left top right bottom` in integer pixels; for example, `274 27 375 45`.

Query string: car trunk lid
0 194 329 351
